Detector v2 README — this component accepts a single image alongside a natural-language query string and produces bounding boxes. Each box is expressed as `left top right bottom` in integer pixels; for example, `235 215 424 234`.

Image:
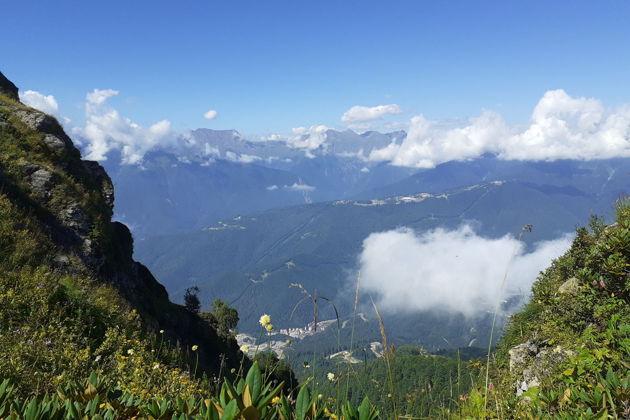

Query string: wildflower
318 394 323 400
99 403 106 408
599 279 606 288
324 408 330 415
127 349 134 355
459 393 468 402
94 355 102 362
327 372 335 381
488 383 495 391
330 414 338 419
240 344 250 353
272 396 281 404
387 393 392 398
259 314 271 327
153 363 160 369
285 339 292 344
265 324 274 332
159 329 165 334
192 345 199 351
230 368 236 373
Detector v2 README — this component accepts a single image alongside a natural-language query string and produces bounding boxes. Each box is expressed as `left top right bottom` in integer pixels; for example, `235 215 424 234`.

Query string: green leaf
295 386 310 420
220 399 239 420
256 382 283 410
246 362 263 404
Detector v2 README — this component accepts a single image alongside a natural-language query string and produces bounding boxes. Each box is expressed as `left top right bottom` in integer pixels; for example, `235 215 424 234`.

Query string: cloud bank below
359 225 572 317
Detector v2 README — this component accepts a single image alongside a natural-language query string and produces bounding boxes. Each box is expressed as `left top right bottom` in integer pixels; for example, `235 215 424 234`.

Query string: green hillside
455 203 630 418
0 73 243 397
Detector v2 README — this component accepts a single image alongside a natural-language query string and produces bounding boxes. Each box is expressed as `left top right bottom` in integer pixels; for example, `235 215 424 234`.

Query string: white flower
240 345 250 353
327 372 335 381
127 349 134 355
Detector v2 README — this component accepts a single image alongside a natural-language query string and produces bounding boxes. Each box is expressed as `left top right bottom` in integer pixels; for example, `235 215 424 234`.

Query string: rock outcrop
0 71 242 376
0 71 18 101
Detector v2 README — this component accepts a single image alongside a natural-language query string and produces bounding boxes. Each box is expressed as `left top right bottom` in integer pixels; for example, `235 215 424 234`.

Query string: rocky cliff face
0 71 241 375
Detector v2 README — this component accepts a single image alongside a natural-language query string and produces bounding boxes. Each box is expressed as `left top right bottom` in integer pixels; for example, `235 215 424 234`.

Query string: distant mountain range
101 128 415 237
100 126 630 350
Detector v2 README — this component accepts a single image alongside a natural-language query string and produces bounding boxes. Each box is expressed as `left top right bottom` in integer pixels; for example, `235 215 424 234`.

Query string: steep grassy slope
457 203 630 418
0 72 243 395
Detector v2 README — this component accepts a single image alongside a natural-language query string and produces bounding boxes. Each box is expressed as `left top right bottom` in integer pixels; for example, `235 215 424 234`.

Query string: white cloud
341 104 402 123
74 89 175 164
20 90 59 116
86 89 119 105
204 110 218 120
359 225 572 317
369 90 630 168
284 182 316 192
262 134 284 141
225 151 261 164
266 184 279 191
287 125 330 151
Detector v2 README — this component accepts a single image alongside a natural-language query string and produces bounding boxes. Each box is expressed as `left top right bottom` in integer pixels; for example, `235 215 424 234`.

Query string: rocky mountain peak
0 71 19 101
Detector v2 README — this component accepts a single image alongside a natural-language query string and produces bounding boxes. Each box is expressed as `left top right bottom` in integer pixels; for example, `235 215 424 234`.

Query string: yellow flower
265 324 274 332
271 396 281 404
324 408 330 415
327 372 335 381
330 414 338 419
192 345 199 351
159 329 165 334
259 314 271 327
318 394 323 400
240 344 250 352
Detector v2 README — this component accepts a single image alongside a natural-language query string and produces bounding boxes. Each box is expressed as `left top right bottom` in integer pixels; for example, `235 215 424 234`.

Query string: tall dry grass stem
370 296 399 420
483 224 532 411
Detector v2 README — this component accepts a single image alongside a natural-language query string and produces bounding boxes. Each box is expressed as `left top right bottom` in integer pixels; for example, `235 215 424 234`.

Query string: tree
184 286 201 313
211 299 239 336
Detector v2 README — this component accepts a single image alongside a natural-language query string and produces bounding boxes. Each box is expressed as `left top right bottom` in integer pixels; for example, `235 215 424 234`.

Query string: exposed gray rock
58 203 89 234
43 133 73 151
14 109 60 133
516 367 540 396
28 168 53 198
510 340 575 397
82 160 114 213
509 340 538 372
558 277 580 294
0 71 19 101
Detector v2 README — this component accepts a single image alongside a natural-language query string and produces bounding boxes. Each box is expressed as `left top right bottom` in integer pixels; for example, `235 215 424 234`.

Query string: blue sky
2 0 630 136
